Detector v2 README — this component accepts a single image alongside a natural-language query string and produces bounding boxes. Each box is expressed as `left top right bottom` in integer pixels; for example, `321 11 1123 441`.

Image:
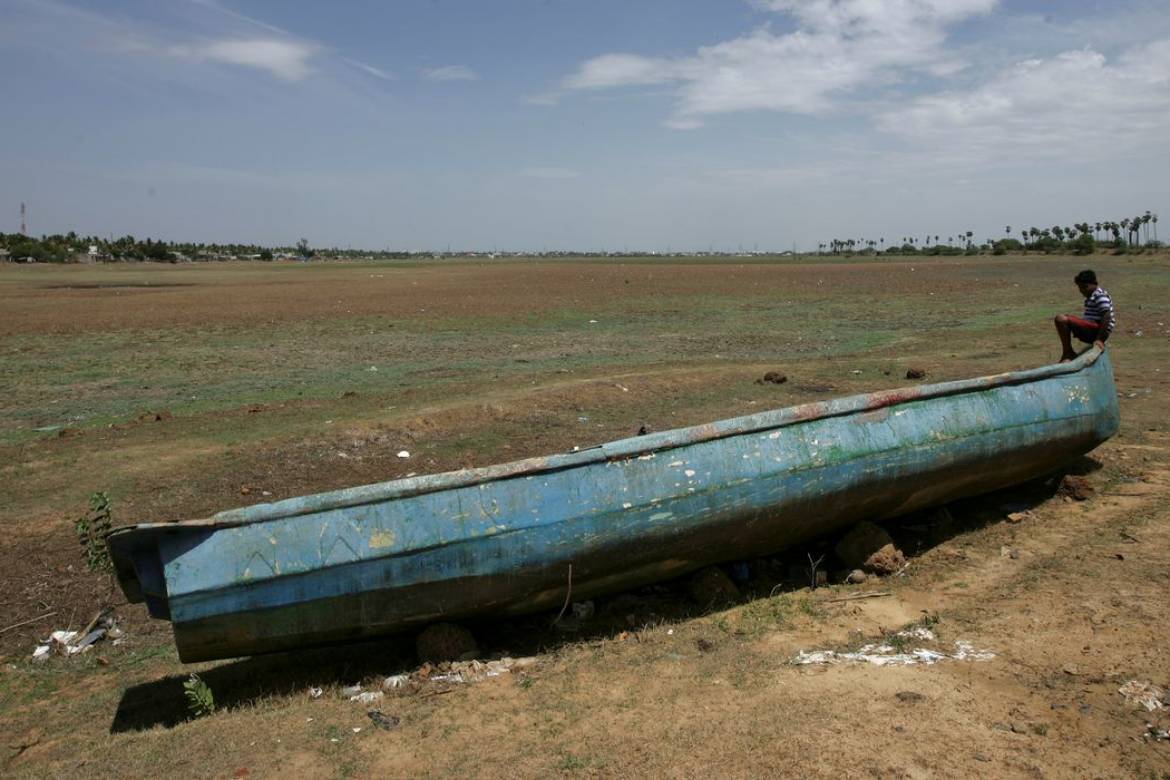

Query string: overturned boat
108 348 1119 662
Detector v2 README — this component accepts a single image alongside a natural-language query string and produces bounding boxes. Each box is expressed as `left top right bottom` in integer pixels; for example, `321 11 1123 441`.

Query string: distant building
0 248 10 262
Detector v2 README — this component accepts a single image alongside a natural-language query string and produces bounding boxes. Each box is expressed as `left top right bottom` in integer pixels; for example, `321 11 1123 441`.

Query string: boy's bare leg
1054 315 1076 362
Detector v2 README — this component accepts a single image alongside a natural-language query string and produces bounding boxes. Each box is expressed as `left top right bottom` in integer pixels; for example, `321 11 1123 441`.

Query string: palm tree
1153 213 1159 244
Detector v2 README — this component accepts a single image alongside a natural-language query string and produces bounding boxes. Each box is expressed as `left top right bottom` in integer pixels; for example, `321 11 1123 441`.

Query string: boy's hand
1093 340 1106 351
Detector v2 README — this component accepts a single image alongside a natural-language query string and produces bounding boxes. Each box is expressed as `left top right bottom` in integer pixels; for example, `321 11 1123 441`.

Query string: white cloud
344 57 393 81
565 53 685 90
564 0 997 126
520 167 581 179
879 39 1170 158
170 37 317 81
423 65 480 82
522 92 561 106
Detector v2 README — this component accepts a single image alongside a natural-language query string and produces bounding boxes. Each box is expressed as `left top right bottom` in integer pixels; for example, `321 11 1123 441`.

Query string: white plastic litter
33 612 121 659
951 641 996 662
350 691 383 704
68 628 107 654
50 630 79 646
794 629 994 667
427 657 537 685
900 626 936 641
1119 680 1166 712
396 450 410 458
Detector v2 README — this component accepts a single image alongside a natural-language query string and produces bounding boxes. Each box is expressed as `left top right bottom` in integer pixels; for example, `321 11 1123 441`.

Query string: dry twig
825 591 892 604
551 563 573 626
421 688 456 698
0 611 57 635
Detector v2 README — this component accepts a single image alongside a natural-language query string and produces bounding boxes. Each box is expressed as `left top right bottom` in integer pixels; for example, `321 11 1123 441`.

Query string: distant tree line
820 211 1160 258
0 231 294 263
1 211 1161 264
0 230 454 263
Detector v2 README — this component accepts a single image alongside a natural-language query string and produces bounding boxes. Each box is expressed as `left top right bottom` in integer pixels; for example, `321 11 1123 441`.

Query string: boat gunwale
107 346 1106 539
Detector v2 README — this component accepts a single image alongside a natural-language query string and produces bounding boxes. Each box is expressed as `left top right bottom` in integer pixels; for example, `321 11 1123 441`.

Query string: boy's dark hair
1074 269 1097 284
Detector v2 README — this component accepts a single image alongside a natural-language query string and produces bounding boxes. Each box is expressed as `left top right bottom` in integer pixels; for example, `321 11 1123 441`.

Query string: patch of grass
737 594 794 636
557 752 606 771
795 594 823 618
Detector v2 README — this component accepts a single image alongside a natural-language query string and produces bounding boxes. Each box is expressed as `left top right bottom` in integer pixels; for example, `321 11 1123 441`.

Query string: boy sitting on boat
1055 269 1114 362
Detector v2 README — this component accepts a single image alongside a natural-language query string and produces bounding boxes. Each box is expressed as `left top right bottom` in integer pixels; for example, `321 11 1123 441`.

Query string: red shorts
1065 315 1110 344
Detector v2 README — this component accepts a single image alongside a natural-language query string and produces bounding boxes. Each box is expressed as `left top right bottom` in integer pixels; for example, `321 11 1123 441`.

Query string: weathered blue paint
107 348 1119 662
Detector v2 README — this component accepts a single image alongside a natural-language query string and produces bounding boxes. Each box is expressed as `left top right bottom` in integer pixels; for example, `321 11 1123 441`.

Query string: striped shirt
1083 286 1115 331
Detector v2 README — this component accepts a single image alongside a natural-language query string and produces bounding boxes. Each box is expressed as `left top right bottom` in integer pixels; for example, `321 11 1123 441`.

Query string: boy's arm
1094 305 1111 348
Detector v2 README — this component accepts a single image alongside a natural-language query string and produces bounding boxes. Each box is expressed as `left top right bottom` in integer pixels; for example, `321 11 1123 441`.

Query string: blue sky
2 0 1168 251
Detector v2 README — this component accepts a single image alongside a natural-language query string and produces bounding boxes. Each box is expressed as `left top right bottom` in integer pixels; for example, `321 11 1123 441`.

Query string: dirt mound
416 623 478 663
905 367 927 380
1058 474 1095 501
687 566 740 607
835 521 907 575
756 371 788 385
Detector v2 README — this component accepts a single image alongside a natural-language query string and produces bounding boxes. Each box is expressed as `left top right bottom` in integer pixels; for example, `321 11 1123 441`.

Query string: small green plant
75 492 113 574
183 673 216 717
739 596 792 635
885 632 911 653
795 594 822 618
557 753 604 771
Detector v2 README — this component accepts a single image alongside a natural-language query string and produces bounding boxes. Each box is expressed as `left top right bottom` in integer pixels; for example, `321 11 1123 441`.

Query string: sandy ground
1 255 1168 778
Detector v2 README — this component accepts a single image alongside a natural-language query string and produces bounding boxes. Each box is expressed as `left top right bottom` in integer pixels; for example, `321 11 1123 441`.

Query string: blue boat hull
108 349 1119 661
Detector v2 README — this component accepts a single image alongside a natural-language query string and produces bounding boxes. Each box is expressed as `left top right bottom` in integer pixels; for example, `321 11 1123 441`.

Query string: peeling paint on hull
107 349 1119 662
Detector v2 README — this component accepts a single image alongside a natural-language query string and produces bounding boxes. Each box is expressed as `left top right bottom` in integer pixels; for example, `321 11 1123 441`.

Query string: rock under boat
107 348 1119 662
